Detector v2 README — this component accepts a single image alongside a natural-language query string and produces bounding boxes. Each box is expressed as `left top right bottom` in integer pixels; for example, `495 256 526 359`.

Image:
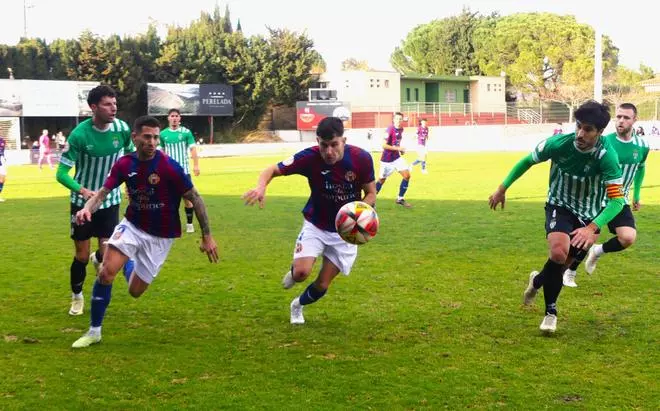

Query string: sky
1 0 657 74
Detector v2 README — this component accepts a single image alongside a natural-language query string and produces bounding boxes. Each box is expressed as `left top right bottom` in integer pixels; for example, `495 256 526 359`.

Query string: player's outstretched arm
632 165 645 211
191 147 200 176
488 185 507 210
76 187 110 224
362 181 377 207
183 188 219 263
242 164 282 208
489 154 536 210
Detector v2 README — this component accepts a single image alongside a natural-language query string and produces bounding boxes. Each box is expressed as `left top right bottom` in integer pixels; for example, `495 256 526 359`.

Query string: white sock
72 292 83 300
593 244 604 257
89 326 102 336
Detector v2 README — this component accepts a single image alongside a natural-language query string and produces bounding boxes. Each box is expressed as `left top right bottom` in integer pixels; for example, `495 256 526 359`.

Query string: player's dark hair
87 85 117 107
316 117 344 140
133 116 161 134
394 112 403 118
168 108 181 115
574 100 610 131
618 103 637 116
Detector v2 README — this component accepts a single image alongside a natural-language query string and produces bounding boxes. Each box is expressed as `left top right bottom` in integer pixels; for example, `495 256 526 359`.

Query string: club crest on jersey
549 219 556 229
112 136 120 148
344 171 356 182
633 150 638 160
295 242 303 254
148 173 160 185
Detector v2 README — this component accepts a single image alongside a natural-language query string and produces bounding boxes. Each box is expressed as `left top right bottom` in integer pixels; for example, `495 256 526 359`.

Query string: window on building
487 84 491 92
415 88 419 101
384 79 390 88
445 90 457 103
406 88 411 101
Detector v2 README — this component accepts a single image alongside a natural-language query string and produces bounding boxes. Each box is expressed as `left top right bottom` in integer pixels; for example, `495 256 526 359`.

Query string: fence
347 102 576 129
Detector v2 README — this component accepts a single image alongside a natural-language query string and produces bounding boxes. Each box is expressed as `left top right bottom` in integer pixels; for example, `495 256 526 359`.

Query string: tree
639 63 655 80
390 8 489 75
222 4 233 33
341 58 370 71
73 30 109 81
266 28 321 106
473 13 619 106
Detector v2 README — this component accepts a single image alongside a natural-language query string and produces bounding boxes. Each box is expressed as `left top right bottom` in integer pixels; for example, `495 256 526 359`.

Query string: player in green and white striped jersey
489 101 625 333
160 108 200 233
56 85 134 316
564 103 650 286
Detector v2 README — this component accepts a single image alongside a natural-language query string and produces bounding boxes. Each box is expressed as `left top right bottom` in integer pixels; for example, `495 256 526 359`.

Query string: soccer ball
335 201 379 245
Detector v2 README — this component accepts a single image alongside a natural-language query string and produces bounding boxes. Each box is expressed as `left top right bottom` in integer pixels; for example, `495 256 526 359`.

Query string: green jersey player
56 85 133 316
489 100 625 333
563 103 650 287
160 108 200 233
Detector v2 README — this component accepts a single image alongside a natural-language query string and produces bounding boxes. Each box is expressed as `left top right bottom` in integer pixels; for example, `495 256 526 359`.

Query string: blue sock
90 279 112 328
298 283 327 306
411 160 420 166
123 259 135 283
421 161 426 170
398 179 409 198
0 182 4 193
376 181 383 193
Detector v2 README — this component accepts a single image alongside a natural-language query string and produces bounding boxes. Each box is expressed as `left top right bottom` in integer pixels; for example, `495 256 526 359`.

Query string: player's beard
617 125 632 137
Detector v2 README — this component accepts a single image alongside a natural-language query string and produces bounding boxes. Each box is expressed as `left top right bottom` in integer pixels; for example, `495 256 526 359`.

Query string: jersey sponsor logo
128 172 137 177
321 170 331 175
344 171 356 182
86 144 94 151
148 173 160 185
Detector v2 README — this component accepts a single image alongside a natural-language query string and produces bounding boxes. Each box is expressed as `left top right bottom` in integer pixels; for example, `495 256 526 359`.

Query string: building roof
401 73 471 82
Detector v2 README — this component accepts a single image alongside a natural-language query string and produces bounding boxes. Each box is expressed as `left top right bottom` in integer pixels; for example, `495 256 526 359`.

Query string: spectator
552 122 563 136
636 126 645 136
56 131 67 150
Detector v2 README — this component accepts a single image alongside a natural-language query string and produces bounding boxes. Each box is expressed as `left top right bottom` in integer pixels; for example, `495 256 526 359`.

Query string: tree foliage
341 58 371 71
391 11 632 106
0 6 323 132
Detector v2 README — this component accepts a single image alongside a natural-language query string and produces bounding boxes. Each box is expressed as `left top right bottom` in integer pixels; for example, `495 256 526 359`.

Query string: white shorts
0 164 6 176
378 157 409 179
106 218 174 284
416 144 428 160
293 219 358 275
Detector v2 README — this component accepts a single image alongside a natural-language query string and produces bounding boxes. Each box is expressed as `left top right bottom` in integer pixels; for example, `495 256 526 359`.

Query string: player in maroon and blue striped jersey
376 112 412 207
71 116 218 348
243 117 377 325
